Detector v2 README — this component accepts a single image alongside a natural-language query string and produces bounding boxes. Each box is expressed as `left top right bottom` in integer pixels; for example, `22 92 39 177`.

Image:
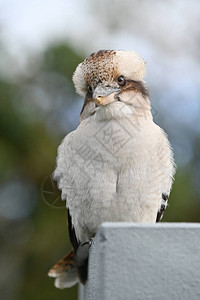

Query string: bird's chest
68 118 156 232
69 117 156 202
74 117 146 163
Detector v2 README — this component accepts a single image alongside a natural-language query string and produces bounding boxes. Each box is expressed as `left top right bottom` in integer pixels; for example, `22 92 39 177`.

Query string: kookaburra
48 50 175 288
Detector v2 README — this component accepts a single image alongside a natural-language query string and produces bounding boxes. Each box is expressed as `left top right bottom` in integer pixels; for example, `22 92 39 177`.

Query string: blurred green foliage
0 43 200 300
42 45 83 81
0 44 84 300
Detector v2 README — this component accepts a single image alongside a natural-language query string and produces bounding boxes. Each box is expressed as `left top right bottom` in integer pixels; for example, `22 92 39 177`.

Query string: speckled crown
72 50 146 97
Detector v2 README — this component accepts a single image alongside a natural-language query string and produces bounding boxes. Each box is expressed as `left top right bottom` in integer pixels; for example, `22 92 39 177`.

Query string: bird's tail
48 249 79 289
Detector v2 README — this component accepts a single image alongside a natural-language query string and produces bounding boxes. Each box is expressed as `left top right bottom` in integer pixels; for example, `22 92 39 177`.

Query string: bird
48 50 176 289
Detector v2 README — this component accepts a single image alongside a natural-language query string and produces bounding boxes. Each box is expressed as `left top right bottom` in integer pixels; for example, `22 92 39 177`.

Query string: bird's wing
67 208 79 253
53 127 91 207
53 131 82 248
53 131 75 202
156 193 169 222
156 127 176 222
53 131 90 284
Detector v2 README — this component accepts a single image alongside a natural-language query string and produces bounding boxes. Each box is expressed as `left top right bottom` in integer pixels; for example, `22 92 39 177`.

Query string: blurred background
0 0 200 299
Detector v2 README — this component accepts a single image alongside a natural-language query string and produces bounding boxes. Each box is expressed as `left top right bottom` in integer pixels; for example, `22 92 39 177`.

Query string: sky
0 0 98 64
1 0 199 62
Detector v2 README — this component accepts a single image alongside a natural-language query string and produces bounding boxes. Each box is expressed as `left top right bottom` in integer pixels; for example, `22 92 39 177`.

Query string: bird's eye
88 85 93 93
117 76 126 86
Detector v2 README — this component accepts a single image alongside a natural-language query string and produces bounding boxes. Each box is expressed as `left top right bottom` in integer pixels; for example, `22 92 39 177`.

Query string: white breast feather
54 108 175 243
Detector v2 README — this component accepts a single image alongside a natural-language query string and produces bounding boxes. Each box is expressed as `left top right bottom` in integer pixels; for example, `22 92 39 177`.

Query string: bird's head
73 50 151 121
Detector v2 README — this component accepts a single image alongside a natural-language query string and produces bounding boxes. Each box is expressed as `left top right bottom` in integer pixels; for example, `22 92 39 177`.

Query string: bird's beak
95 96 104 105
94 93 117 106
93 83 120 106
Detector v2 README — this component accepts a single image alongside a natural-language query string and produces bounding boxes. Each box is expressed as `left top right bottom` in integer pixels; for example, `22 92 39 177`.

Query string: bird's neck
93 101 152 122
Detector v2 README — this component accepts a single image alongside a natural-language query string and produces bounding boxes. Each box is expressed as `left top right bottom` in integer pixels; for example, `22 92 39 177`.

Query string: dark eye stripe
119 80 149 98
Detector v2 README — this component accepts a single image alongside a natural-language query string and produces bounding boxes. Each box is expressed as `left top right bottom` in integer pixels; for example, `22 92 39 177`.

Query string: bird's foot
89 237 94 247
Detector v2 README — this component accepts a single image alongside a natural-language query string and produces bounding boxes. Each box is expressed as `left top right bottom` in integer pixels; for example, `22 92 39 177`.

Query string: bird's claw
89 237 94 247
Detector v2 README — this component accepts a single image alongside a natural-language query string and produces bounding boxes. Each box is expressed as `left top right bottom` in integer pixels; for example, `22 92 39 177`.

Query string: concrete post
78 223 200 300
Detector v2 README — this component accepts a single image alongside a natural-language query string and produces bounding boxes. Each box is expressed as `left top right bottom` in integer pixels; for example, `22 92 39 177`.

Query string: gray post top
79 223 200 300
